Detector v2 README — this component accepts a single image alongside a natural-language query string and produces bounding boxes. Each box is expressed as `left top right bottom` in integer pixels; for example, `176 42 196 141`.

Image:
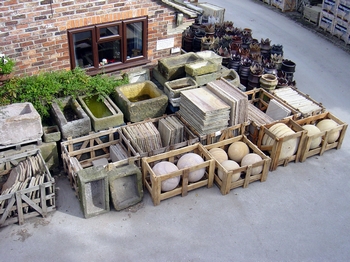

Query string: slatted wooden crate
296 112 347 162
245 88 301 145
271 86 326 118
141 143 215 206
271 0 296 12
257 119 307 171
204 135 271 195
176 112 247 145
61 128 140 197
0 149 55 227
121 114 199 158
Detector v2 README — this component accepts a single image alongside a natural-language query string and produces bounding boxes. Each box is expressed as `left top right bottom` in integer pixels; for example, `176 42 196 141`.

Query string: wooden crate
0 149 55 227
142 143 215 206
176 112 247 145
61 128 140 197
271 86 326 118
272 0 296 12
121 114 199 157
296 112 348 162
245 88 300 144
257 119 307 171
204 135 271 195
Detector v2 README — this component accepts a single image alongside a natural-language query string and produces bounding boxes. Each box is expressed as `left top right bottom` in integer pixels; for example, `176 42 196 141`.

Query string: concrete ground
1 0 350 261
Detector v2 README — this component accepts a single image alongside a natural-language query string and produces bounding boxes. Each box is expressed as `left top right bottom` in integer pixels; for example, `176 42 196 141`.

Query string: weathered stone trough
78 94 124 132
158 52 203 80
164 77 198 107
185 60 219 76
111 81 168 123
196 50 223 66
51 96 91 139
221 69 241 88
0 102 43 146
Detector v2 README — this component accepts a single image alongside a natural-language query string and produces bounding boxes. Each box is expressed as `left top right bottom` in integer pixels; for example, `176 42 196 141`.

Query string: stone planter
185 60 219 76
196 50 223 65
260 74 278 91
42 125 61 143
221 69 241 87
0 102 43 146
164 77 198 99
78 94 124 132
51 96 91 139
111 81 168 123
158 52 203 81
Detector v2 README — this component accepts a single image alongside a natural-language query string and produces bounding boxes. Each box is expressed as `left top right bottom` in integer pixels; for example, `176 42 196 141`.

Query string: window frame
68 16 149 75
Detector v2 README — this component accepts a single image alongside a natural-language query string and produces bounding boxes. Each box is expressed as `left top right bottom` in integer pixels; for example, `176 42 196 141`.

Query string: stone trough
158 52 203 80
50 96 91 139
0 102 43 146
78 94 124 132
112 80 168 123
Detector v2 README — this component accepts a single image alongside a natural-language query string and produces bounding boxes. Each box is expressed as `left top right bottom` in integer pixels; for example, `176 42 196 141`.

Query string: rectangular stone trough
0 102 43 146
196 50 223 65
158 52 203 80
111 80 168 123
107 163 143 211
77 166 110 219
78 94 124 132
185 60 219 77
51 96 91 139
164 77 198 99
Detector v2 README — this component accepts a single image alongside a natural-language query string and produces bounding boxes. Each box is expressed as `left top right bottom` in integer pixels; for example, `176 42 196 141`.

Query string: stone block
78 94 124 132
50 96 91 139
158 52 203 80
78 166 110 219
42 125 61 143
111 81 168 123
164 77 198 99
0 102 43 146
107 163 143 211
185 60 219 77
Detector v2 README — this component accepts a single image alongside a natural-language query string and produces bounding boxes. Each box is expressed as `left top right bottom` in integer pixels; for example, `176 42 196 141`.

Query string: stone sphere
152 161 180 192
316 119 340 143
227 141 249 163
177 153 205 183
209 148 228 163
303 124 322 149
241 153 263 175
218 160 241 183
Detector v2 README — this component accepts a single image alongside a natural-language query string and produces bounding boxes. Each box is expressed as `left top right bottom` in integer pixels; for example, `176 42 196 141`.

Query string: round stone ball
227 141 249 163
177 153 205 183
316 119 340 143
152 161 180 192
303 124 322 149
209 148 228 163
218 160 241 183
241 153 263 175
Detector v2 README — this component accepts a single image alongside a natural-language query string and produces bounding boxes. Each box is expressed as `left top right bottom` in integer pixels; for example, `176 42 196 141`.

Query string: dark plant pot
281 60 296 73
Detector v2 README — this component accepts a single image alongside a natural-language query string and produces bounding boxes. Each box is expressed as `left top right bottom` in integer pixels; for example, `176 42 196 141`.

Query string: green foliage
0 68 129 122
0 54 15 74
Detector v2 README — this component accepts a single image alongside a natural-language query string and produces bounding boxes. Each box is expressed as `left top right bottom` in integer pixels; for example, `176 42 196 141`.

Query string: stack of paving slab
178 87 230 136
206 79 248 126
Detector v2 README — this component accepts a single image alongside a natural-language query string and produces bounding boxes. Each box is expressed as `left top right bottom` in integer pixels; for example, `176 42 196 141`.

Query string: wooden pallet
257 119 306 171
61 127 140 197
0 149 55 227
204 135 271 195
296 112 348 162
0 138 42 152
141 143 215 206
272 0 296 12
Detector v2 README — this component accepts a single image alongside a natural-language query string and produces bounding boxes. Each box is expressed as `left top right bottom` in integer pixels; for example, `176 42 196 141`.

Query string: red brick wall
0 0 193 76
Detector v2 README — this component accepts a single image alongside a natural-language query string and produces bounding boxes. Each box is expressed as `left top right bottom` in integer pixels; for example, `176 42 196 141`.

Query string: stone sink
185 60 219 77
158 52 203 80
78 94 124 132
51 96 91 139
111 80 168 123
0 102 43 146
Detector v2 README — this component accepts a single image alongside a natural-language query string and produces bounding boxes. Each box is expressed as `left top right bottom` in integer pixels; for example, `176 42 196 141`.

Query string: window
68 16 148 74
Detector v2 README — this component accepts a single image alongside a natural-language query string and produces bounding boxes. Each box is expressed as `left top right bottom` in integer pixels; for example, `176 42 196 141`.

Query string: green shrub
0 68 128 123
